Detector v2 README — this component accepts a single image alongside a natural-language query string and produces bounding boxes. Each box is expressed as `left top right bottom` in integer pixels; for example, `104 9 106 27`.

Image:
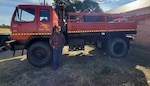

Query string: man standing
49 26 66 70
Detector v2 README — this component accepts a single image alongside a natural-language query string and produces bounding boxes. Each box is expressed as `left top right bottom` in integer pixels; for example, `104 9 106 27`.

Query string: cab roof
17 5 53 9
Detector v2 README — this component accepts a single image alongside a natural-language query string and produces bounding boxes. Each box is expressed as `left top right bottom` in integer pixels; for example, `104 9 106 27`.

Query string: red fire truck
6 5 137 67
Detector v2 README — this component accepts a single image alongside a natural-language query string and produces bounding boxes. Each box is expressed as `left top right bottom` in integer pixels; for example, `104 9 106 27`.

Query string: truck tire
107 38 128 58
27 41 52 67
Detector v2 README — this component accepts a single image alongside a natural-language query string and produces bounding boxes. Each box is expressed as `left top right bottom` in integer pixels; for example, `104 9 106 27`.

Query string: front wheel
107 38 129 58
27 41 52 67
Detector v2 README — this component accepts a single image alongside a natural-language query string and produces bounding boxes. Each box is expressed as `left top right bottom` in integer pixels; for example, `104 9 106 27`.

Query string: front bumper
6 40 25 51
5 40 16 50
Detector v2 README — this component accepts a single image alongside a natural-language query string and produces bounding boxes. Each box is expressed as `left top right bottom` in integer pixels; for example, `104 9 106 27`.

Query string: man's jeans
52 47 62 69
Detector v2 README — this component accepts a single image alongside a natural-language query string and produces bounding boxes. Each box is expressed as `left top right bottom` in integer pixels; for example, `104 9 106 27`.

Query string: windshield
14 7 35 22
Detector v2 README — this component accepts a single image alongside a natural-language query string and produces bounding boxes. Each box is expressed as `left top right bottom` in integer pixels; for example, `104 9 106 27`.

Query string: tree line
0 24 10 28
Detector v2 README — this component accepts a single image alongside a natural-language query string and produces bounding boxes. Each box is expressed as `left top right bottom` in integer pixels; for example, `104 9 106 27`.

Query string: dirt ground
0 44 150 86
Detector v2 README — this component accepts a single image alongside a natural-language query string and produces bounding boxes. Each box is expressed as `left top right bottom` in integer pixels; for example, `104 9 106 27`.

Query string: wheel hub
114 43 124 55
32 48 47 60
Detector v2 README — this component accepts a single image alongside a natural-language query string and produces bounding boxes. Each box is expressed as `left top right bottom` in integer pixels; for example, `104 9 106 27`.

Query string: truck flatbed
68 12 137 34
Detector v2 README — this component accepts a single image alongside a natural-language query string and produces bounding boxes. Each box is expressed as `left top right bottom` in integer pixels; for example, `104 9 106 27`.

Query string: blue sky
97 0 135 11
0 0 135 25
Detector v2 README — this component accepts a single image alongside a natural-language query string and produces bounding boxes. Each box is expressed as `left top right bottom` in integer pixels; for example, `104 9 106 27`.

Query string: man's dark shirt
49 32 66 48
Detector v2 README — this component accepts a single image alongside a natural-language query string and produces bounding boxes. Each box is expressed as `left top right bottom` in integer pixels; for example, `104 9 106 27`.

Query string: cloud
97 0 121 3
0 5 15 13
0 15 12 25
110 0 120 2
0 0 20 7
99 0 136 11
100 4 113 11
0 5 16 25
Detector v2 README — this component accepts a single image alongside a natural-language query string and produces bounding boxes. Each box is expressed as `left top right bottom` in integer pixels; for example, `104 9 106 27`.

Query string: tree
82 0 103 12
0 24 10 28
53 0 103 19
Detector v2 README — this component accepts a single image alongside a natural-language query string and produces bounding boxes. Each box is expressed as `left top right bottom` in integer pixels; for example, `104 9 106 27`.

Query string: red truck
6 5 137 67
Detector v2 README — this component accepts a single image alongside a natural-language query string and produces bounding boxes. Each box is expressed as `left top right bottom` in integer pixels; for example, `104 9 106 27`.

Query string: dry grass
0 45 150 86
0 28 10 33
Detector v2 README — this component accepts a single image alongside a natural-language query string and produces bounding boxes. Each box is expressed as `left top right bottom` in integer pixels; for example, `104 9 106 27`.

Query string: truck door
38 7 52 33
11 7 37 40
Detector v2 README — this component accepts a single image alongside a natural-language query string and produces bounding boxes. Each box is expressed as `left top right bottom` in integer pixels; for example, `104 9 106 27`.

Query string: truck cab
11 5 58 41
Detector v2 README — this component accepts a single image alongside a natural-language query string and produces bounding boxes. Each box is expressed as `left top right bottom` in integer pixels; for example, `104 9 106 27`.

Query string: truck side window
107 16 113 22
83 16 105 22
14 8 35 22
40 9 50 22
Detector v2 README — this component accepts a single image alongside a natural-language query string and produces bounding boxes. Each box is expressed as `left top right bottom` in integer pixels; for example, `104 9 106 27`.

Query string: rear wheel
27 41 52 67
107 38 128 58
